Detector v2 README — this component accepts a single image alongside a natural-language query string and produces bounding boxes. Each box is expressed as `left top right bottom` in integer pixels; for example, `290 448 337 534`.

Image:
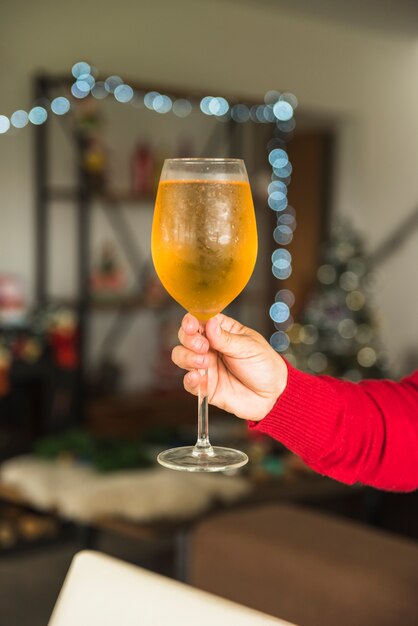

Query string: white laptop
48 550 295 626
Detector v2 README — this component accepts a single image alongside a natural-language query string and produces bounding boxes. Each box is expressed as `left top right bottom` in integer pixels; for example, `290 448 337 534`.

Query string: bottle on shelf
131 142 155 197
83 136 108 194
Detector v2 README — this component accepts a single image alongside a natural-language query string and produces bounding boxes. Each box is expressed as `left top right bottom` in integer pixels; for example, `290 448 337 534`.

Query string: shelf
53 294 258 314
89 296 148 311
48 186 155 205
104 191 156 205
55 296 149 311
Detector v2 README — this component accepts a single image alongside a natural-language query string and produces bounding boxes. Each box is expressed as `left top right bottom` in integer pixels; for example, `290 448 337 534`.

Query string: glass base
157 445 248 473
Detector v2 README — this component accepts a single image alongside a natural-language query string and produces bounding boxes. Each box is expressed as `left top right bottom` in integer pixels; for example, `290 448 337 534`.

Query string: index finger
178 314 209 353
181 313 200 335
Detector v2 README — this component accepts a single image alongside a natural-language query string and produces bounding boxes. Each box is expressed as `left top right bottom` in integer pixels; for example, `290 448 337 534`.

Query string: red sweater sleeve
249 362 418 492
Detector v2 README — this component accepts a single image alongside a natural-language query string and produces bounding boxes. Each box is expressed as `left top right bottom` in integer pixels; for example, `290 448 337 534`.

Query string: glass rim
163 158 244 163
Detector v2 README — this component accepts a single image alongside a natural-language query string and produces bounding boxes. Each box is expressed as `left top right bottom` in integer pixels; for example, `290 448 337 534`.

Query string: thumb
205 315 253 358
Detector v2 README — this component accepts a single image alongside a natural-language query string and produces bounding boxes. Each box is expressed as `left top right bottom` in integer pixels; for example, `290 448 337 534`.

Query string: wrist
276 354 289 396
249 354 289 422
265 354 289 416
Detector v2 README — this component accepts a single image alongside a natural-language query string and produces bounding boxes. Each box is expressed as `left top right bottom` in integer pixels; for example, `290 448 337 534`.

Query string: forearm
250 362 418 492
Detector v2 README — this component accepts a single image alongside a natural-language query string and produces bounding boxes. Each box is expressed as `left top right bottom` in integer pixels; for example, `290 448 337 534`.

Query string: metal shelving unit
33 73 249 424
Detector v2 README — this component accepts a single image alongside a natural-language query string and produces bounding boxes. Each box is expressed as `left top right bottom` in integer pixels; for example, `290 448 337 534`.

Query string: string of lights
0 61 297 352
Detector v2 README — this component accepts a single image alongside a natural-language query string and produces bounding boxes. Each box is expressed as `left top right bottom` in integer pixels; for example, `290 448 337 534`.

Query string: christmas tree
284 220 389 381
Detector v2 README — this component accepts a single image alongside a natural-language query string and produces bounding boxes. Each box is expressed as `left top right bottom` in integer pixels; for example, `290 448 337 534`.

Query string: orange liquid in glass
151 180 257 321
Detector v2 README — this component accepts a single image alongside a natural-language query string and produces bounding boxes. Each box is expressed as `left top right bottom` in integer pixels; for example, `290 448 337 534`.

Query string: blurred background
0 1 418 625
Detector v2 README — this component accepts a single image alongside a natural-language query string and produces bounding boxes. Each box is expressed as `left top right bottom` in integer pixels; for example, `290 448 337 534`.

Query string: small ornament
48 310 78 369
0 274 26 325
83 136 107 192
90 241 127 295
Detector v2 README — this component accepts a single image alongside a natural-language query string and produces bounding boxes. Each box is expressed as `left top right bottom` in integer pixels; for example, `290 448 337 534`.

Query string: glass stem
195 326 213 454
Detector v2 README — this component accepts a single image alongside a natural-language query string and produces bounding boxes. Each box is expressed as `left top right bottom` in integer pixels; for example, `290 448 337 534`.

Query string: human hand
172 313 288 421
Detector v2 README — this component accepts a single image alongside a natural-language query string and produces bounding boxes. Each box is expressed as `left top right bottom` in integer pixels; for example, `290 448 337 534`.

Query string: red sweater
250 362 418 492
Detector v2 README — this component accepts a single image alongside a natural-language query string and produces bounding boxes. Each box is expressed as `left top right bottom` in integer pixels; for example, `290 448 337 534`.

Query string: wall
1 0 418 375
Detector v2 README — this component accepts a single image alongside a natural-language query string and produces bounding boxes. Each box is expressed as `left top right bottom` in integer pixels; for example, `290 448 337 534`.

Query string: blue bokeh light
273 100 294 121
200 96 212 115
285 204 296 217
268 148 288 168
263 106 276 123
104 76 123 93
275 289 295 308
274 224 293 245
273 162 292 178
268 194 288 212
269 302 291 324
51 97 70 115
270 191 287 202
208 98 220 115
272 264 292 280
270 331 290 352
264 90 280 105
72 61 91 78
277 118 296 133
280 92 298 109
71 83 89 99
214 97 229 116
268 180 287 195
173 99 192 117
153 94 172 113
78 74 95 89
230 104 250 123
91 82 108 99
10 110 28 129
203 97 230 116
28 107 47 125
75 80 91 93
274 317 294 332
0 115 10 134
272 248 292 269
256 105 266 123
277 213 296 228
114 84 134 103
144 91 159 109
250 105 259 122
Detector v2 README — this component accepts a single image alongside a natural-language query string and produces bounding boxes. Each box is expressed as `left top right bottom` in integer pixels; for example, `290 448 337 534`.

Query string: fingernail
215 320 221 335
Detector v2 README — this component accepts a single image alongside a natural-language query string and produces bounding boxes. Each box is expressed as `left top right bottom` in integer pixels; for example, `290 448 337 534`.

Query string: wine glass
151 158 258 471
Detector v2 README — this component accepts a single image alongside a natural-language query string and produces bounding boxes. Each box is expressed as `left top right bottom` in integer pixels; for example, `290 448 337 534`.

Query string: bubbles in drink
152 180 257 320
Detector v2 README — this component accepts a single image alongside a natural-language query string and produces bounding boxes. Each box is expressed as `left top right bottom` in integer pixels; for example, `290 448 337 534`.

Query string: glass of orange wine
151 158 258 471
